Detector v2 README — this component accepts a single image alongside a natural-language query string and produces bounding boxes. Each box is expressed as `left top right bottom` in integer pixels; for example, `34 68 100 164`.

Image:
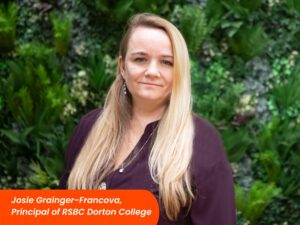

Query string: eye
161 60 173 66
134 57 146 63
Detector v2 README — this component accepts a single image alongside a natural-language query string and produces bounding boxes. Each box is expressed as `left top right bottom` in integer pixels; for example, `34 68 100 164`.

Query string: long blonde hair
68 13 194 221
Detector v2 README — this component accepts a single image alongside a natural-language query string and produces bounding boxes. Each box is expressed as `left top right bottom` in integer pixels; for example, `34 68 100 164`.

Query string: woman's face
120 26 173 107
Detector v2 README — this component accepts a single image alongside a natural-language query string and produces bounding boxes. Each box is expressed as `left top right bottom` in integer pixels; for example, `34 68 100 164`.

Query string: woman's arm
190 160 236 225
190 115 236 225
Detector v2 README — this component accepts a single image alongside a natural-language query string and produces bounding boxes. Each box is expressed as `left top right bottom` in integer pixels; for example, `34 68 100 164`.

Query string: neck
131 101 166 128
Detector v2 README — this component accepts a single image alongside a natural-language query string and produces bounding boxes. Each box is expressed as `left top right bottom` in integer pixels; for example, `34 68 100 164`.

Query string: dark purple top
59 109 236 225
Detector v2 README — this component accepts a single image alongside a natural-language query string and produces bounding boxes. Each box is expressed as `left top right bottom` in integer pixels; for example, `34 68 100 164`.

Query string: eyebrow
130 51 173 58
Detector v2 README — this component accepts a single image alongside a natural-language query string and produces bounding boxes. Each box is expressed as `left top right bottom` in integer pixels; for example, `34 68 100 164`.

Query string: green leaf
113 0 133 21
286 0 300 14
237 181 281 223
240 0 262 11
50 11 73 56
271 70 300 111
0 2 18 52
0 127 33 147
179 5 208 55
229 24 269 60
222 128 253 162
259 150 281 183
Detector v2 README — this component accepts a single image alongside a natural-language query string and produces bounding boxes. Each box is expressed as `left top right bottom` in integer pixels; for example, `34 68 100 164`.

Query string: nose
145 61 160 78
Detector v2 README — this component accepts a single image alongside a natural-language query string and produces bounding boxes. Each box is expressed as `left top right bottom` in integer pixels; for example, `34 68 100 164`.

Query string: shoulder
192 114 221 142
71 108 102 145
191 114 230 181
65 108 102 161
192 114 225 159
58 108 102 188
79 108 102 127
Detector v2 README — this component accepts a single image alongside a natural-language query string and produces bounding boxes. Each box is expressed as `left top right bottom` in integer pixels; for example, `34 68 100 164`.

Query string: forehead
126 26 173 55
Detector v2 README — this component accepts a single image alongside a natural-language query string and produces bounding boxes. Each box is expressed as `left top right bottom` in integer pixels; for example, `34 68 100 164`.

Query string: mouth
139 82 162 87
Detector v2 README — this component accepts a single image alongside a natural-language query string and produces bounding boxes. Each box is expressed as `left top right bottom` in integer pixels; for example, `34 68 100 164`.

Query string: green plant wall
0 0 299 224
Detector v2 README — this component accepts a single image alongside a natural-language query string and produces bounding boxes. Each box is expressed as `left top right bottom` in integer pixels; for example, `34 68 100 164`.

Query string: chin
134 93 162 102
140 96 161 101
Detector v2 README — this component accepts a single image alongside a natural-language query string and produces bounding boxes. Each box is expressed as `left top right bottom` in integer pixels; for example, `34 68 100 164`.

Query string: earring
123 81 127 95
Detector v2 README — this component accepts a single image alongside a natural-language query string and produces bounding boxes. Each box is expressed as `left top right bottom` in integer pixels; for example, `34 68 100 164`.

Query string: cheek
165 72 173 89
124 65 144 80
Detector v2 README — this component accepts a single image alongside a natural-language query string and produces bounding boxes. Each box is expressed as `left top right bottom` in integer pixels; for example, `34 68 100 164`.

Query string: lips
139 82 162 87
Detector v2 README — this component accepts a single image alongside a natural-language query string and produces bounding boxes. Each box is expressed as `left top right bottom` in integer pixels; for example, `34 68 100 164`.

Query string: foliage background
0 0 300 224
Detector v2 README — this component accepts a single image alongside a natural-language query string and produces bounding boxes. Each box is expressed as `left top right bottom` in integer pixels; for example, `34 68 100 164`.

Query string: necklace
98 124 157 190
118 127 156 174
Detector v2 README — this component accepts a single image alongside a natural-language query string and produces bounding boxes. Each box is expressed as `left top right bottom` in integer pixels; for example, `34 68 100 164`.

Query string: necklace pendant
119 167 124 173
99 182 107 190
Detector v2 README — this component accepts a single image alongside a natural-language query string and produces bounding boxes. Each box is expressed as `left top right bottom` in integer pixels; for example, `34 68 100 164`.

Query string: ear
118 56 125 79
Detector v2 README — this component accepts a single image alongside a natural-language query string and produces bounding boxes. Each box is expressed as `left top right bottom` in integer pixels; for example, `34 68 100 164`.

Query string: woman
60 13 236 225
